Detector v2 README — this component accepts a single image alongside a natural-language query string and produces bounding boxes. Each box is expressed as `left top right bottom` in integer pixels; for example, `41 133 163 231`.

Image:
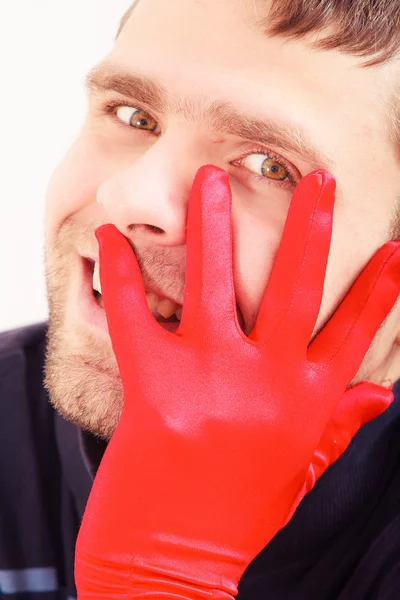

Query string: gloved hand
75 166 400 599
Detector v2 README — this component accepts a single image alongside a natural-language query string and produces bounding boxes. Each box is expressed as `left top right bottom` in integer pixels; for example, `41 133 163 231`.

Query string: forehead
115 0 373 86
113 0 384 117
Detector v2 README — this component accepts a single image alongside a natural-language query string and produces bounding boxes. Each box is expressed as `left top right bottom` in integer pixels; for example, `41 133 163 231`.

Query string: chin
43 315 124 441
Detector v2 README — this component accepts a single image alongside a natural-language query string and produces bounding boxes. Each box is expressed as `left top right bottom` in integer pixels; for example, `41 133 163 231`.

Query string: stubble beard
43 220 124 441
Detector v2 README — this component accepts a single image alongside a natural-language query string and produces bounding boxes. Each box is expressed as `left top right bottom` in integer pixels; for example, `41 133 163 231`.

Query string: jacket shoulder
0 321 48 359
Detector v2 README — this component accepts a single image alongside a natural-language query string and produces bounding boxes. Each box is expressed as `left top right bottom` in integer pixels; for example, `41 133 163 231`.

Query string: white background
0 0 132 333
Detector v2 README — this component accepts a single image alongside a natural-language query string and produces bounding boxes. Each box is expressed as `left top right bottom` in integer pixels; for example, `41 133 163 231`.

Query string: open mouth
90 259 182 326
87 258 245 332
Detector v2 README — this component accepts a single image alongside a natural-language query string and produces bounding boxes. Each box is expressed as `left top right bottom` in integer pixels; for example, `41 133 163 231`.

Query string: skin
44 0 400 440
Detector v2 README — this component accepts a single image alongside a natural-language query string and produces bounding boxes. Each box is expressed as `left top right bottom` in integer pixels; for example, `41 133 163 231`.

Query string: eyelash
102 100 298 186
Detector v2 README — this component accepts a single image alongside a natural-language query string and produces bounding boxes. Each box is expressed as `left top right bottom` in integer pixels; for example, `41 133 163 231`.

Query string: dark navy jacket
0 322 399 599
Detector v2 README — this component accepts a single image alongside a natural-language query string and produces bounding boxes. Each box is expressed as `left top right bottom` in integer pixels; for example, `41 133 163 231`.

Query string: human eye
103 100 161 134
234 148 300 186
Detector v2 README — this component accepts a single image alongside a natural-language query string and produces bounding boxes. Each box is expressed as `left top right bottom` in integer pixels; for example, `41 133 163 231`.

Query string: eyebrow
85 62 334 171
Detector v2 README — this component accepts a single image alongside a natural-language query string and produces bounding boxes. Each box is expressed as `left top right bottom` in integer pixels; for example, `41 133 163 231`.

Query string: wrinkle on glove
75 166 400 599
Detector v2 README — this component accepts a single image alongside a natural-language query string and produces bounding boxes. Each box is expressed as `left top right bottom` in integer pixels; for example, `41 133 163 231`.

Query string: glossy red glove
75 166 400 599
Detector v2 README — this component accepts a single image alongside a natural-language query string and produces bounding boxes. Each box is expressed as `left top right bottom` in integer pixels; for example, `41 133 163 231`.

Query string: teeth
145 293 159 313
157 298 179 319
146 293 181 320
92 262 181 320
92 262 102 294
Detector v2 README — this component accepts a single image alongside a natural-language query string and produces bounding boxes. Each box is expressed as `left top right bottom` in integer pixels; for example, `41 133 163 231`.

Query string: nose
97 135 198 247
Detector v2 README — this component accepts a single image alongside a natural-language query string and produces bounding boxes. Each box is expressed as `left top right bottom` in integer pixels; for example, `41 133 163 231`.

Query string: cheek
315 175 397 333
232 205 286 326
314 118 400 329
45 137 116 252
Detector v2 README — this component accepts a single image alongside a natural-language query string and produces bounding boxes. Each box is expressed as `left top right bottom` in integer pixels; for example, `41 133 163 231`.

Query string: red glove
75 166 400 599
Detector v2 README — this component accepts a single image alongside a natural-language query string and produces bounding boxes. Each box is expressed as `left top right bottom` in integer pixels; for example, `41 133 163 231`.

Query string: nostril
128 224 165 234
148 225 165 234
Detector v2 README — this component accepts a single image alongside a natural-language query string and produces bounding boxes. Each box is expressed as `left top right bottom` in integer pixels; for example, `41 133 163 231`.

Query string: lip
79 257 181 335
79 257 110 336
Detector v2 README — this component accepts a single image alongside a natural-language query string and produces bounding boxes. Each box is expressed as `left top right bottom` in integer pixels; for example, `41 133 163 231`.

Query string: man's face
44 0 400 439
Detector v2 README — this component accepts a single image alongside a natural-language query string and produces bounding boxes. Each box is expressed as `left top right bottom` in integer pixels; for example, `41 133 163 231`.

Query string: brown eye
116 106 159 132
130 109 158 131
241 153 291 182
261 158 288 181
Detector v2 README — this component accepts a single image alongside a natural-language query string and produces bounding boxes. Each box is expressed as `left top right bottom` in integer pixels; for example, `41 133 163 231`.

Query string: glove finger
249 171 335 346
285 381 393 524
95 224 159 355
179 165 238 334
308 241 400 382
